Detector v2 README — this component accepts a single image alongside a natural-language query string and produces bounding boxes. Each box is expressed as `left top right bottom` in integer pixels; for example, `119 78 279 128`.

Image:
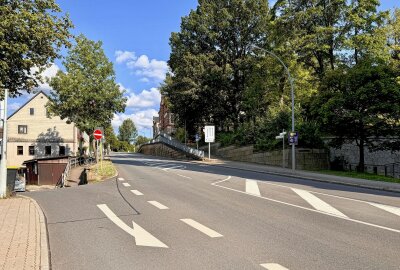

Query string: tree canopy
118 118 138 143
48 35 126 133
0 0 72 98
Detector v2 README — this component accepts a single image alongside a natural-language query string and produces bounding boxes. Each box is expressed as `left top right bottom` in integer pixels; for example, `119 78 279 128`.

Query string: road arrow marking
292 188 348 218
180 219 223 238
260 263 289 270
369 203 400 217
246 179 261 196
97 204 168 248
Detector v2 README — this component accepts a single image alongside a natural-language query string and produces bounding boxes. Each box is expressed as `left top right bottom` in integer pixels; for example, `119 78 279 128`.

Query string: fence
56 157 96 187
344 162 400 179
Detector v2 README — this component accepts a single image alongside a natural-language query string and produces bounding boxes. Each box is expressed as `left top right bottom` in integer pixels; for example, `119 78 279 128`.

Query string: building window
30 108 34 115
17 146 23 155
29 146 35 156
45 146 51 155
18 125 27 134
59 146 66 156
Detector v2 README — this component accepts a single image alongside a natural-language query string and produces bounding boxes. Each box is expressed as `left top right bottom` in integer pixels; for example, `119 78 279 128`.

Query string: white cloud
112 109 158 134
8 102 22 111
115 50 137 64
32 63 60 91
115 50 169 82
117 82 130 94
126 88 161 109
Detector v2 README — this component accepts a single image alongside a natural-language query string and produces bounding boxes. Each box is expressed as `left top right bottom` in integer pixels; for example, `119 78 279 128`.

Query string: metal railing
344 162 400 179
56 157 96 187
140 132 204 159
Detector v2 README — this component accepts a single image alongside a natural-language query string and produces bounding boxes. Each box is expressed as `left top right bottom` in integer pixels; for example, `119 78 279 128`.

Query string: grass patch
88 160 117 182
316 170 400 184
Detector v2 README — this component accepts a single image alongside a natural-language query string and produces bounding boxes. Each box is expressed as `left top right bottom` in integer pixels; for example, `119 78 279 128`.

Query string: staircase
138 132 204 160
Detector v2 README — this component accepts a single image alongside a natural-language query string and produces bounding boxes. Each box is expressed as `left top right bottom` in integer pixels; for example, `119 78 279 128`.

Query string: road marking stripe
147 201 169 210
122 183 131 187
260 263 289 270
369 203 400 217
162 165 185 171
246 179 261 196
180 219 223 238
176 174 192 179
117 177 125 181
131 190 143 196
97 204 168 248
292 188 348 218
212 183 400 234
211 176 231 185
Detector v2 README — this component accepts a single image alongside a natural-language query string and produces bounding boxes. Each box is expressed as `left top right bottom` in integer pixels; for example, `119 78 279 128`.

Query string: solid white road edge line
147 201 169 210
260 263 289 270
122 183 131 187
369 202 400 217
212 183 400 234
131 190 144 196
180 219 223 238
97 204 168 248
246 179 261 196
292 188 348 218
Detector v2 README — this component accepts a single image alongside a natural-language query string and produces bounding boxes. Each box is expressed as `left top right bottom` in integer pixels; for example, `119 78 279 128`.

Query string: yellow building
7 91 82 167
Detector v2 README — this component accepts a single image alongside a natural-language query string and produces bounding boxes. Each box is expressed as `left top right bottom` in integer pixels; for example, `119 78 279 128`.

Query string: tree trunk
358 138 365 173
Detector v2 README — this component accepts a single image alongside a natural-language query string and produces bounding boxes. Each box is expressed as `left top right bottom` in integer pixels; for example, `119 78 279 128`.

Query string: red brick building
154 96 176 136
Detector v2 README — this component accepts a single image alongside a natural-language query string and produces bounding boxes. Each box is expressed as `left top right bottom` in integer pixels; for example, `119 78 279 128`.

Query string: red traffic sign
93 129 103 140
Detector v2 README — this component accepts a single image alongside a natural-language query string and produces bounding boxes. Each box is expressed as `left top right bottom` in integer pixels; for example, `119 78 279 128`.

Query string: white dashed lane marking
131 190 143 196
292 188 348 218
122 183 131 187
117 177 125 181
180 219 223 238
260 263 289 270
147 201 169 210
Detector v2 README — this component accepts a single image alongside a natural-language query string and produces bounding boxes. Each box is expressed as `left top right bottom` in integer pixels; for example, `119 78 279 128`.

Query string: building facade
157 96 176 135
7 91 80 167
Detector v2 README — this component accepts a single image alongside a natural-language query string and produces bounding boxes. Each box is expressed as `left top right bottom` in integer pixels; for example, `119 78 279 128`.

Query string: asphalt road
27 153 400 270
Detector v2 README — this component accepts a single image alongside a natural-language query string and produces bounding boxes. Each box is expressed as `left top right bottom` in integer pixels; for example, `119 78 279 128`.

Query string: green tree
135 135 150 146
118 119 137 143
0 0 72 98
48 35 126 133
104 124 119 152
313 60 400 172
164 0 270 131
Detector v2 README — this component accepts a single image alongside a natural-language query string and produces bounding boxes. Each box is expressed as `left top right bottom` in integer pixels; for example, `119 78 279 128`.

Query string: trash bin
6 168 17 196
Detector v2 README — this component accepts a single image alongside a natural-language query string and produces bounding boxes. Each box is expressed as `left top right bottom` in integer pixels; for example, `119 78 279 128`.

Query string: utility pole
252 45 296 171
0 89 8 198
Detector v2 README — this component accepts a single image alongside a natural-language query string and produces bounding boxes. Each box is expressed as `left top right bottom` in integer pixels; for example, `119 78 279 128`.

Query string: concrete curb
210 163 400 194
19 195 50 270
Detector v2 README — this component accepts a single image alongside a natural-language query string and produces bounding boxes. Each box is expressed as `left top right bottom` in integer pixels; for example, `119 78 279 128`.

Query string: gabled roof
7 90 50 120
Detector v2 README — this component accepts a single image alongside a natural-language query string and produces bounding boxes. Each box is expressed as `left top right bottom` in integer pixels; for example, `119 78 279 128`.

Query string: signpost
276 130 287 168
93 129 103 171
288 132 298 146
204 126 215 160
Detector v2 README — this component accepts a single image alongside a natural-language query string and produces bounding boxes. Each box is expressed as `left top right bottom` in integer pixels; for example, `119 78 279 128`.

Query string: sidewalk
201 158 400 193
0 196 49 270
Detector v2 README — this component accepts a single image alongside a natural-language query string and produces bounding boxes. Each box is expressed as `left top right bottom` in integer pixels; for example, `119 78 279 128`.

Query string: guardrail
139 132 204 159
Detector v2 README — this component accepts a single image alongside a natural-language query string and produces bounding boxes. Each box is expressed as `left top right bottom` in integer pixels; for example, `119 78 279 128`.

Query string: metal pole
253 45 296 171
0 89 8 198
208 142 210 160
282 130 285 168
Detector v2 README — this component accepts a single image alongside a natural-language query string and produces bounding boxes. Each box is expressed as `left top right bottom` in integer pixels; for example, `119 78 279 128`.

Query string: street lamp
252 45 296 171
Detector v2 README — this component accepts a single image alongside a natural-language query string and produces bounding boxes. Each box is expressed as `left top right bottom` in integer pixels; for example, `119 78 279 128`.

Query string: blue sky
5 0 399 137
